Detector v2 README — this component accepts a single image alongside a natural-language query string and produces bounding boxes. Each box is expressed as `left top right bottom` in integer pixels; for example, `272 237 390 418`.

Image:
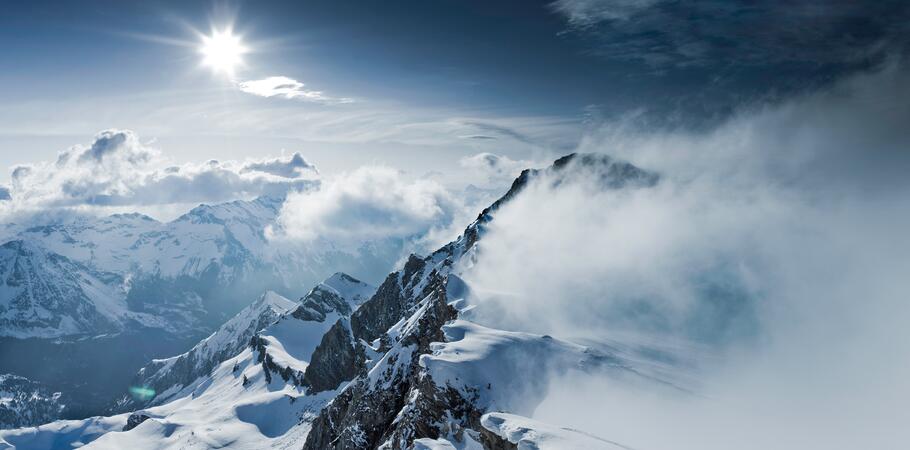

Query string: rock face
301 320 364 392
303 282 461 450
293 273 374 321
350 255 428 345
0 374 64 429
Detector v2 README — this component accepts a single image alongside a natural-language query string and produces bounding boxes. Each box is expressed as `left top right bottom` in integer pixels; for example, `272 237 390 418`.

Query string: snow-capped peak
257 290 298 312
319 272 375 307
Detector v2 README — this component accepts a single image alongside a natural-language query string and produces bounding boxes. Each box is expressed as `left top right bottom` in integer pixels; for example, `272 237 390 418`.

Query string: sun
199 28 247 76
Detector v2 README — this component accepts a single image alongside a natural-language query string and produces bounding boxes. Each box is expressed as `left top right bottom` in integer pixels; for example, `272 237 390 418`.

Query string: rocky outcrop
302 320 365 392
122 412 151 431
350 255 427 344
303 281 458 450
250 334 306 386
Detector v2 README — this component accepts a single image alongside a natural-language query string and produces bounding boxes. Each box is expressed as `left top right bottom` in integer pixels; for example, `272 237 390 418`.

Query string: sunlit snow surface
0 317 338 450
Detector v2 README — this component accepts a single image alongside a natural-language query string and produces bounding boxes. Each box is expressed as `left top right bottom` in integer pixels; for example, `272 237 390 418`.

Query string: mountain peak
549 152 659 189
257 290 297 312
291 273 376 322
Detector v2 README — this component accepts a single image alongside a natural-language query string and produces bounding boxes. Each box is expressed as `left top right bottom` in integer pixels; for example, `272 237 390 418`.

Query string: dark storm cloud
552 0 910 69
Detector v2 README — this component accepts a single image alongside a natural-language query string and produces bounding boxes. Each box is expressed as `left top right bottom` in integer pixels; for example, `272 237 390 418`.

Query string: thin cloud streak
238 76 354 104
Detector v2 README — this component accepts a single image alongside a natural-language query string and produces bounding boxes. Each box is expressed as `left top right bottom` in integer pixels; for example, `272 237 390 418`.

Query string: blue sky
1 0 907 188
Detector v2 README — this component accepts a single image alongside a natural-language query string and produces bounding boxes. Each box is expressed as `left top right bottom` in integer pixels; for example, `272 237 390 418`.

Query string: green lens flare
129 386 156 401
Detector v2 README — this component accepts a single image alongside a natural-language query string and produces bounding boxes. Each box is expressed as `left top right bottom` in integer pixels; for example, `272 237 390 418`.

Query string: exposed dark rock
303 282 457 450
292 286 352 321
350 254 427 344
478 426 519 450
250 334 306 386
302 320 365 393
123 412 150 431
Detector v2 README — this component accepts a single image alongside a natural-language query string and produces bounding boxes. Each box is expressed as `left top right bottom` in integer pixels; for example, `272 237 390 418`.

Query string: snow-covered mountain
1 154 684 449
0 375 64 430
113 273 375 413
0 273 376 448
0 195 397 340
301 153 668 449
0 192 401 424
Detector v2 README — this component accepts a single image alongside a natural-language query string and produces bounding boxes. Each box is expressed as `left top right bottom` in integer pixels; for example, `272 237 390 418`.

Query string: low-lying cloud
268 166 471 253
461 60 910 449
458 152 534 185
2 129 319 219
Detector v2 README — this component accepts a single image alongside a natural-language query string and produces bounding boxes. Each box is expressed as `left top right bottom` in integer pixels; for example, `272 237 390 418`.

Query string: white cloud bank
458 152 535 185
462 61 910 449
2 129 318 219
238 76 353 104
267 166 473 253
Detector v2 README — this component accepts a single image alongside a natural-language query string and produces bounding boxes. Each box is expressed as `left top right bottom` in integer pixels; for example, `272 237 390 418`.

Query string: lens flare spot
129 386 156 401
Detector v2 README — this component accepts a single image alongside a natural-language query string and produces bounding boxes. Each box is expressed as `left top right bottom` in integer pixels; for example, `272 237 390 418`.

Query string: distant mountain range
0 194 402 339
0 193 406 422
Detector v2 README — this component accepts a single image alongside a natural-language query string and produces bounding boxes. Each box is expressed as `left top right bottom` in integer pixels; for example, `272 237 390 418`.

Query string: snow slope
480 413 629 450
116 273 375 412
117 291 299 411
0 272 374 448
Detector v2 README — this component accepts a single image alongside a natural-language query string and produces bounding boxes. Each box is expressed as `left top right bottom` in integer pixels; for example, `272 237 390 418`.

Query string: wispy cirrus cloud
238 76 354 104
551 0 660 24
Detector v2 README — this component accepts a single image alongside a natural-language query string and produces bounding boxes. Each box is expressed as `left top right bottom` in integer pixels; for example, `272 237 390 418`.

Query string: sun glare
200 29 247 76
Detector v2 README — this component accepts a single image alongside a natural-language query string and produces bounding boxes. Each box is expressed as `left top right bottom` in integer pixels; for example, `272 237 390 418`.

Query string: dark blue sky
1 0 907 179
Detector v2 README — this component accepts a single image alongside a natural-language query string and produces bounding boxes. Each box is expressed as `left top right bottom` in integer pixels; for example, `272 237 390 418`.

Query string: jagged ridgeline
301 153 659 449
